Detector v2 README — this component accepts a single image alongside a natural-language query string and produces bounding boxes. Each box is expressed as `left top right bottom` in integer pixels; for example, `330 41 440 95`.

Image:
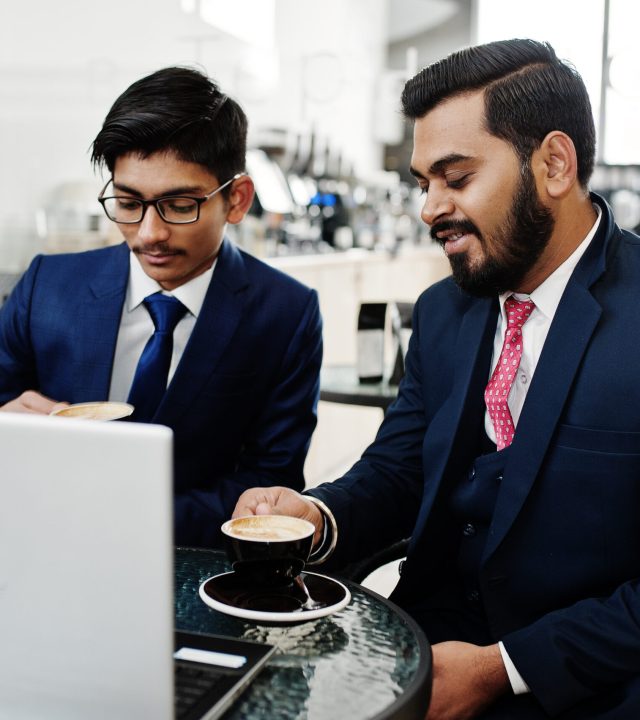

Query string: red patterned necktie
484 296 535 450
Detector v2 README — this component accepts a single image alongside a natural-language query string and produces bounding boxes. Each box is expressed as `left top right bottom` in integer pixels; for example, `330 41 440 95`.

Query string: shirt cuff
304 495 338 564
498 641 531 695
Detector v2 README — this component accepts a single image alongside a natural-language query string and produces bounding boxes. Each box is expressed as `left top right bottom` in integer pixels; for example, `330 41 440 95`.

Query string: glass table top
175 548 431 720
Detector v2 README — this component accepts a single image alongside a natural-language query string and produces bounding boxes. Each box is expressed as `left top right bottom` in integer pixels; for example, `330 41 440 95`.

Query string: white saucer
199 570 351 623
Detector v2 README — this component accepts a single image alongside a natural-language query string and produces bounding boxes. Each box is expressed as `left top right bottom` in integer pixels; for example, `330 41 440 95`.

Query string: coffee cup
221 515 316 586
50 402 134 421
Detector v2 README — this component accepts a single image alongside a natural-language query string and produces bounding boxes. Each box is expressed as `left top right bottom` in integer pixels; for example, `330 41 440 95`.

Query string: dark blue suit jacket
311 195 640 718
0 238 322 548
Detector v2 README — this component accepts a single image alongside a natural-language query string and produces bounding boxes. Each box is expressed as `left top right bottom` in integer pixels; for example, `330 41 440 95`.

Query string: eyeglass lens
102 197 199 224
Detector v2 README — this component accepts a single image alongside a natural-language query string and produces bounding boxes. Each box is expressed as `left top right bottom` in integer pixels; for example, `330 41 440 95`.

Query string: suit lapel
411 296 496 544
446 298 498 465
76 244 129 399
157 239 249 423
484 196 612 561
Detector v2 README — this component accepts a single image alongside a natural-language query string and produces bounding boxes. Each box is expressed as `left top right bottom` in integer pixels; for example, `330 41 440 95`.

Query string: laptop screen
0 413 175 718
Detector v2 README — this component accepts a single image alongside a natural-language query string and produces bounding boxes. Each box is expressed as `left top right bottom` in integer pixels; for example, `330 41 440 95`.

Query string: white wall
192 0 389 178
0 0 389 270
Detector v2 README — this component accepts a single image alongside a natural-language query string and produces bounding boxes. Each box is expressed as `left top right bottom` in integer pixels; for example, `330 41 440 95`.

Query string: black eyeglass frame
97 172 244 225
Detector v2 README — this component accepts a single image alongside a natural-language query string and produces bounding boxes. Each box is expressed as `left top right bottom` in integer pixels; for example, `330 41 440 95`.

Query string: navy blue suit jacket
311 195 640 718
0 238 322 548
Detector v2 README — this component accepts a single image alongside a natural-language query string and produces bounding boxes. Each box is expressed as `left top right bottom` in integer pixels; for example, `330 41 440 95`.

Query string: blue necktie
127 293 187 422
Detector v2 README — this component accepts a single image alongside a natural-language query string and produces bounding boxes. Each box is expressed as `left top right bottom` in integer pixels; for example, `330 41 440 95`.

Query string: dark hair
91 66 247 190
401 38 595 187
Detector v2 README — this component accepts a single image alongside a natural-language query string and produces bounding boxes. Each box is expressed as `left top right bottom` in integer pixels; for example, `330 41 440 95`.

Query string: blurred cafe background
1 0 639 493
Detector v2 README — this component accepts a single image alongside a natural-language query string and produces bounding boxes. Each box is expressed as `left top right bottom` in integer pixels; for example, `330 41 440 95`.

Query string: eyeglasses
97 173 244 225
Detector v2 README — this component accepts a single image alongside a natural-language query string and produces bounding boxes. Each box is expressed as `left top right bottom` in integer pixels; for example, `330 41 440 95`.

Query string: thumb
255 502 275 516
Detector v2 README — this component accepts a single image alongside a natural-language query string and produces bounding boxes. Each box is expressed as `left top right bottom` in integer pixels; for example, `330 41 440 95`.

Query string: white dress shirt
485 206 602 444
108 252 216 402
493 205 601 694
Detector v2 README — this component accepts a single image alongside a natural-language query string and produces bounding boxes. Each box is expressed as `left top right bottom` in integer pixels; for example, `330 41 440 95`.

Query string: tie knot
143 293 187 333
504 296 535 331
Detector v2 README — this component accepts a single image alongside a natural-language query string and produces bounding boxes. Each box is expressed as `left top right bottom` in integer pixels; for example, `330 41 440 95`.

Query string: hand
233 486 325 546
426 642 510 720
0 390 69 415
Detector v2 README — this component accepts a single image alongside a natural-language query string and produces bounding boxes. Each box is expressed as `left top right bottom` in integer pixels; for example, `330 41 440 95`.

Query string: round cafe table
175 548 432 720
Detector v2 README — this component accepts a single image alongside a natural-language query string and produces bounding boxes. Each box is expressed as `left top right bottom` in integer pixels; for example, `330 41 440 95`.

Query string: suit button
495 474 503 483
467 590 480 603
463 522 476 537
469 467 476 481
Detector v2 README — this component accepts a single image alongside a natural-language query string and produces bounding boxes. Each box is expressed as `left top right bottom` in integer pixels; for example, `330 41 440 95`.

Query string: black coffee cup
221 515 315 587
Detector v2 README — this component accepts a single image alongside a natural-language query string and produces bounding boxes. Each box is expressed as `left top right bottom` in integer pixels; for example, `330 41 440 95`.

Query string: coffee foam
228 526 303 541
51 402 134 421
223 515 314 542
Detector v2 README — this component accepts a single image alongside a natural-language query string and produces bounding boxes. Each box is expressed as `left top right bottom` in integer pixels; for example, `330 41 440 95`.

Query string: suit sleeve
174 289 323 546
502 579 640 715
307 298 427 568
0 257 40 403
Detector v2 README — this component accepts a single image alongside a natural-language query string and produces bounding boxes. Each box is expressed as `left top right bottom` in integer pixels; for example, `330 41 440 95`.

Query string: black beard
431 167 555 298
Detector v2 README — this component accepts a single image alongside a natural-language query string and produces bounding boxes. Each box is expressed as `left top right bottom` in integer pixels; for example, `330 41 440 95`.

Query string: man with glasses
0 67 323 549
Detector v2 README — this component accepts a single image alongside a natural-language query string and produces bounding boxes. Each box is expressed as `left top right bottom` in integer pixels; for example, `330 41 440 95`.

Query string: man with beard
232 39 640 719
0 67 322 549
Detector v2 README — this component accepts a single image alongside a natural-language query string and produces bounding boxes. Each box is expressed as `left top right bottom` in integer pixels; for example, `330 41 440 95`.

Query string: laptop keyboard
174 660 230 719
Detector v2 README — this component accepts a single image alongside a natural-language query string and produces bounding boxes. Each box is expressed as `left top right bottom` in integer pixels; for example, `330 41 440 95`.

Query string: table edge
345 581 432 720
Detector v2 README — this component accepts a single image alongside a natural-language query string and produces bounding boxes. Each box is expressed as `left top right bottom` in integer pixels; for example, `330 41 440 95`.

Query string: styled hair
401 38 596 187
91 66 247 189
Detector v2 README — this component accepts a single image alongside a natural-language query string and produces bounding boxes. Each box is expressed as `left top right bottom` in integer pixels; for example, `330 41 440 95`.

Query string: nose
137 205 171 243
420 186 455 227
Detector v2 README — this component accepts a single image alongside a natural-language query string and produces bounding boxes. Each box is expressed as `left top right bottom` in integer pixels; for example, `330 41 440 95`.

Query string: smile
436 230 471 255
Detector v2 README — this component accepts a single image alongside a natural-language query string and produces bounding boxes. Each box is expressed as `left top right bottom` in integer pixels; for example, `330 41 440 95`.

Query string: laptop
0 412 274 720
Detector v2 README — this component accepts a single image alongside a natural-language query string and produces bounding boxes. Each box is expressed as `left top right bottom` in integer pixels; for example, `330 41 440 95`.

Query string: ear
535 131 578 199
225 174 255 224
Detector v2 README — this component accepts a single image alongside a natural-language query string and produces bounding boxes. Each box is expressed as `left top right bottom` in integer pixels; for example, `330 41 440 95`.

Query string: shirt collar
498 203 602 321
126 252 216 318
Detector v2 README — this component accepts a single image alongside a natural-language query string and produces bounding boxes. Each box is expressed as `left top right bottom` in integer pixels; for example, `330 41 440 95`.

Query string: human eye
157 197 198 222
165 198 196 214
116 197 141 211
445 171 471 189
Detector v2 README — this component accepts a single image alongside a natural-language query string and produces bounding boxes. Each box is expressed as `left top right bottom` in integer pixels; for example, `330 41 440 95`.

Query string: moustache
430 219 480 246
133 244 184 256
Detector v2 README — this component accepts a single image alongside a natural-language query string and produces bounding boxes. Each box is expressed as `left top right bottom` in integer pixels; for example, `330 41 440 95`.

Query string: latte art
226 525 305 541
222 515 314 543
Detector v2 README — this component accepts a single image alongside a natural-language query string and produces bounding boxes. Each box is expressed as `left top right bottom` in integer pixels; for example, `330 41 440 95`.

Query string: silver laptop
0 413 273 720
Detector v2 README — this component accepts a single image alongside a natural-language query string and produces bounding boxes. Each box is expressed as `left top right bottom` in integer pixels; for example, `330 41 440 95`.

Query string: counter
267 245 451 487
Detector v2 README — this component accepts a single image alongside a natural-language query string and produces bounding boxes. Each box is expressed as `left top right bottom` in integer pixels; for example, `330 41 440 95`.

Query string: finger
0 401 40 414
269 493 324 541
255 502 274 516
21 391 63 414
0 391 60 414
267 489 309 519
232 488 278 518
